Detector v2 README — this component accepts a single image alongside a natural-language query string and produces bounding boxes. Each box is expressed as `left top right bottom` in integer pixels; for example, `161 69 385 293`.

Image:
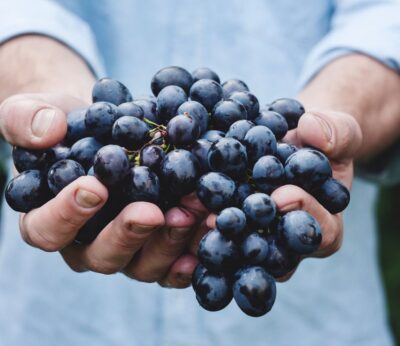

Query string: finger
158 254 199 288
123 207 196 282
206 214 217 229
61 202 165 274
180 192 209 218
272 184 342 258
0 93 86 149
20 176 108 252
188 219 210 256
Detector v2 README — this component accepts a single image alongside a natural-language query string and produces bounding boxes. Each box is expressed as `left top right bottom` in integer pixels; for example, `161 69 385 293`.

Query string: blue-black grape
112 116 150 150
5 170 50 212
268 98 305 130
192 67 220 84
151 66 193 96
241 232 270 265
276 143 298 164
222 79 249 99
12 146 55 173
229 91 259 120
47 159 85 195
252 155 285 194
93 145 130 186
65 108 89 144
117 102 144 119
255 110 288 140
233 266 276 317
50 145 70 162
177 100 209 133
216 207 247 240
191 139 212 173
85 101 119 140
242 193 276 229
140 145 166 173
225 120 254 142
196 172 237 212
200 130 225 143
92 78 133 105
167 114 200 147
211 99 247 132
189 79 223 112
244 125 277 165
69 137 103 171
123 166 160 204
156 85 187 124
132 99 159 124
311 177 350 214
234 182 254 206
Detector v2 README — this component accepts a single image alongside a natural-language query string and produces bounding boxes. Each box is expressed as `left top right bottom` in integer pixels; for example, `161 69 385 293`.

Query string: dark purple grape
140 145 165 173
167 114 200 147
200 130 225 143
47 159 85 195
216 207 247 240
229 91 259 120
211 100 247 132
234 182 254 206
92 78 132 105
189 79 223 112
198 229 239 273
311 177 350 214
243 193 276 229
264 238 300 278
69 137 103 171
268 98 305 130
191 139 212 173
255 110 288 140
276 143 298 164
123 166 160 204
222 79 249 99
12 146 55 173
93 145 130 186
241 233 270 265
65 108 89 144
252 155 285 194
160 149 200 197
278 210 321 255
50 145 70 162
244 126 277 165
196 172 237 212
112 116 150 150
207 137 248 179
285 148 332 191
85 101 119 140
225 120 254 142
156 85 187 124
177 100 209 133
233 266 276 317
134 95 157 103
192 67 220 84
133 99 159 125
5 170 50 213
151 66 193 96
192 263 209 289
117 102 144 119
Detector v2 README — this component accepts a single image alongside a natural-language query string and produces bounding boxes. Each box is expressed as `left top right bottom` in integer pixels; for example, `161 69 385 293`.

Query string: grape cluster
5 66 351 316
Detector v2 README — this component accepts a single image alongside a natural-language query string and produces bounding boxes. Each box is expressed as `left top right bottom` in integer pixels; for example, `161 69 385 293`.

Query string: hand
0 93 208 288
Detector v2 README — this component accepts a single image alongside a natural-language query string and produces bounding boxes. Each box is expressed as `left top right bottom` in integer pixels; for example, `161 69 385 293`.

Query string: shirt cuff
0 0 105 77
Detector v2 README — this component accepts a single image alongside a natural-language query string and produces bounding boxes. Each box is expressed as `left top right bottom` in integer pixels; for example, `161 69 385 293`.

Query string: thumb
0 93 87 149
296 110 363 161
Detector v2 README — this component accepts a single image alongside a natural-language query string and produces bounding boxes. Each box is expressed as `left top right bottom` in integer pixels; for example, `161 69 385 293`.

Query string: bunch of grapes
5 66 350 316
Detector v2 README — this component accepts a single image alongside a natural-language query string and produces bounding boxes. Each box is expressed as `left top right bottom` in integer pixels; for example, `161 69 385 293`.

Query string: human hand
0 93 208 288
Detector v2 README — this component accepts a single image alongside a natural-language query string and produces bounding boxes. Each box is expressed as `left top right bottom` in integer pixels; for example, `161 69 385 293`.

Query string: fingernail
31 108 57 137
279 202 300 212
75 189 102 208
168 227 191 241
126 223 158 234
177 273 192 285
310 114 332 141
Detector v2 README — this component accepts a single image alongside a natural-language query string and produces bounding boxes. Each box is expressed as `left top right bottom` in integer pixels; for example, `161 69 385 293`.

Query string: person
0 0 399 345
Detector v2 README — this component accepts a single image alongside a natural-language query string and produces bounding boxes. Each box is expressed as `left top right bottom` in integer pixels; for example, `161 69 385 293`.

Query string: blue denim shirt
0 1 400 345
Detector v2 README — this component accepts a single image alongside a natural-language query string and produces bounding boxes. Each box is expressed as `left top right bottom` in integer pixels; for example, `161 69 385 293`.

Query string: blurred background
2 137 398 342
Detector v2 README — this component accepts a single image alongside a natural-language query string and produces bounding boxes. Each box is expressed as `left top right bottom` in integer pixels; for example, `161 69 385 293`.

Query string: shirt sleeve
297 0 400 186
0 0 105 77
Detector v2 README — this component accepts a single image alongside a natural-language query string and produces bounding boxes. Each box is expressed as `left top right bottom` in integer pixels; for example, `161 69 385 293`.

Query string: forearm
298 54 400 160
0 35 95 102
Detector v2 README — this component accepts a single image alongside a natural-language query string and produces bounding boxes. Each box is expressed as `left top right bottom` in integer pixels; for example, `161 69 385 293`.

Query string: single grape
234 182 254 206
156 85 187 124
117 102 144 119
177 100 209 133
222 79 249 98
134 95 157 103
191 263 209 289
285 148 332 191
69 137 103 171
92 77 133 105
85 101 119 140
311 177 350 214
196 172 237 212
12 147 55 173
276 143 298 164
5 170 50 213
65 108 89 144
229 91 260 120
198 229 239 273
160 149 200 197
225 120 254 142
132 99 159 124
216 207 247 240
233 266 276 317
207 137 248 179
50 145 70 162
47 159 85 195
191 139 212 173
93 145 130 186
167 114 200 147
211 99 247 132
278 210 322 255
112 116 150 150
268 98 305 130
191 67 220 84
244 126 277 165
140 145 166 173
189 79 223 112
242 193 276 229
200 130 225 143
241 232 270 265
151 66 193 96
123 166 160 204
252 155 285 194
255 110 288 140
